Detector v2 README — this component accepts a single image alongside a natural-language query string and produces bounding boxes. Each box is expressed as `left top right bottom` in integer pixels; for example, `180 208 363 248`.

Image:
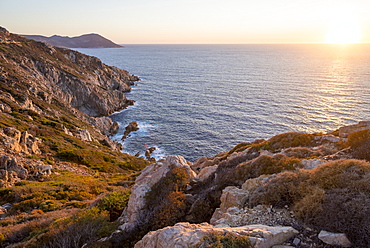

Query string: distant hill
22 33 123 48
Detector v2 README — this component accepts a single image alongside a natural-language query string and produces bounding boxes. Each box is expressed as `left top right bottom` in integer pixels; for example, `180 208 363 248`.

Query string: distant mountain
22 33 123 48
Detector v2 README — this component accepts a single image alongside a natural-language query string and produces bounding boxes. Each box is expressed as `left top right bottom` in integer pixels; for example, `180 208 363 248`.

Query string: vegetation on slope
0 27 148 247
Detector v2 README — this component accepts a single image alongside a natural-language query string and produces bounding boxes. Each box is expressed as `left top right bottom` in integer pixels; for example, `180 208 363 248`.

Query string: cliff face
0 27 148 189
1 27 137 118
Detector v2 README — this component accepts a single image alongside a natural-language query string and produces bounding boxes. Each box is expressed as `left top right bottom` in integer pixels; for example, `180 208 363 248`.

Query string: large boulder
318 230 351 247
134 222 298 248
122 121 139 140
118 155 196 232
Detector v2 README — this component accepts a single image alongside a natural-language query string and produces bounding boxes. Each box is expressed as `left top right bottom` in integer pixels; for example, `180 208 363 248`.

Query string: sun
325 7 362 44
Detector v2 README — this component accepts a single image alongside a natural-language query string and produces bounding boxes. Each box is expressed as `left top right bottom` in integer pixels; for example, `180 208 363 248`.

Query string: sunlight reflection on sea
77 44 370 161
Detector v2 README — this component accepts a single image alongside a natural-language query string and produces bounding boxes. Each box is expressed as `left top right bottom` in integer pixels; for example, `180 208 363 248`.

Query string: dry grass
249 159 370 247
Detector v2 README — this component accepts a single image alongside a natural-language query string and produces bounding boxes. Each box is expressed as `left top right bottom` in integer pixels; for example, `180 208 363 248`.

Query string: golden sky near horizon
1 0 370 44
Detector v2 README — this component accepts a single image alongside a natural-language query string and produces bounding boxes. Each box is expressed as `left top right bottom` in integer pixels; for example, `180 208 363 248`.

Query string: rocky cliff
0 27 150 247
22 33 123 48
106 121 370 248
0 27 148 187
1 27 137 118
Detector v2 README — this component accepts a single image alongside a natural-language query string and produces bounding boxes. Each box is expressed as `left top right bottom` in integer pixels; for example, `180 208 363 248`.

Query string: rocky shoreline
104 121 370 247
1 26 370 247
0 26 145 187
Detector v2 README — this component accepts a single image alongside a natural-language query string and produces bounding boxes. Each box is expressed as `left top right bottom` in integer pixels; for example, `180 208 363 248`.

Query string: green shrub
97 190 131 221
41 207 114 248
39 200 62 212
198 231 252 248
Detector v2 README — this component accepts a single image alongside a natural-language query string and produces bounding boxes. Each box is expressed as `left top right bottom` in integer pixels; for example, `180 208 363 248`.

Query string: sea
76 44 370 162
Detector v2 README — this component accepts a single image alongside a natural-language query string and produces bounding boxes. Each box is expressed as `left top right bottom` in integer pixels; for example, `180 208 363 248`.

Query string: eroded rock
0 128 41 154
122 121 139 140
318 230 351 247
118 155 196 233
134 222 298 248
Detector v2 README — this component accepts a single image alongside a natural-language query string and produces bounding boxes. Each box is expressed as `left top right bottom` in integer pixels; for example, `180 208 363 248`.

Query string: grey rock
318 230 351 247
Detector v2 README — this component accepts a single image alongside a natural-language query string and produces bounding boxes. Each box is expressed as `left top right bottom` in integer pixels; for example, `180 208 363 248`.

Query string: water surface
77 44 370 161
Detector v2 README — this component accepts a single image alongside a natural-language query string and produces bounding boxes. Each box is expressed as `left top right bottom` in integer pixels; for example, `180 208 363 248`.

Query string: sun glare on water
326 7 362 44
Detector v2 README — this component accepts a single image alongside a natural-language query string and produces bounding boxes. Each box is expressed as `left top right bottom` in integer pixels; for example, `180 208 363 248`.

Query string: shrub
0 233 5 245
249 159 370 247
42 208 114 248
348 129 370 161
228 142 251 155
198 231 252 248
144 166 190 230
97 190 131 221
253 132 316 153
0 188 15 205
39 200 62 212
236 154 302 181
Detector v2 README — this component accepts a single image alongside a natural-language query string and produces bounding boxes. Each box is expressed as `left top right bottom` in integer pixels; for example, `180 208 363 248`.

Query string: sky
1 0 370 44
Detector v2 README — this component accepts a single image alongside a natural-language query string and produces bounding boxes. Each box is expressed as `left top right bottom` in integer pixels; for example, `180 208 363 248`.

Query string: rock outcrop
108 121 370 247
118 155 196 233
318 230 351 247
1 27 138 118
0 127 41 155
0 27 139 151
122 121 139 140
0 154 53 187
135 222 298 248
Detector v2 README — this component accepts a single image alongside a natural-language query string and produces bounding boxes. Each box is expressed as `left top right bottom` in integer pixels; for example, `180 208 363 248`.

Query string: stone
318 230 351 247
191 156 216 173
78 129 92 142
122 121 139 140
134 222 298 248
0 103 11 113
197 164 218 181
20 131 42 154
119 155 196 232
0 128 41 154
19 97 42 114
63 126 74 136
272 246 294 248
299 158 326 170
90 116 113 135
109 121 119 136
338 121 370 137
145 147 156 160
293 237 301 246
99 138 122 151
219 186 248 212
37 164 53 176
0 26 10 35
3 127 21 140
320 135 341 143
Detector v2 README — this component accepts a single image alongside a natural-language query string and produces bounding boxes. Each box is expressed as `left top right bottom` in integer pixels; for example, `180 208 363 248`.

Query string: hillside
0 27 148 247
22 33 123 48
